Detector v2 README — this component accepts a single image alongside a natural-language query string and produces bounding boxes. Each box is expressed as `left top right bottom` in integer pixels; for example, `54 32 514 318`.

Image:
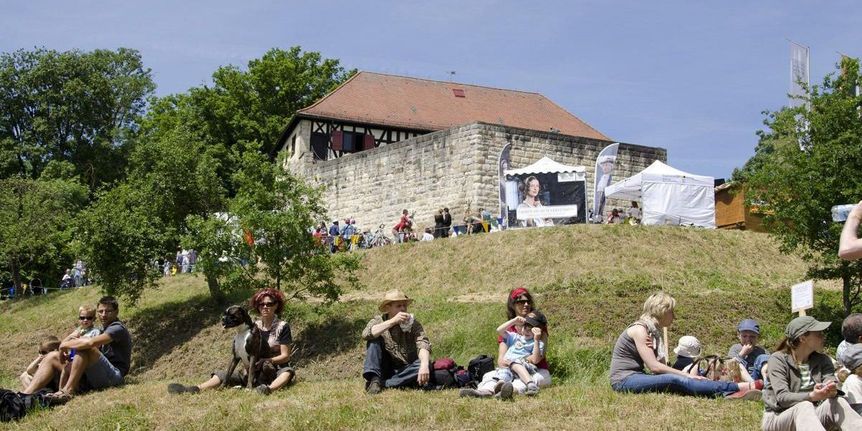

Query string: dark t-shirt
100 320 133 376
672 356 694 371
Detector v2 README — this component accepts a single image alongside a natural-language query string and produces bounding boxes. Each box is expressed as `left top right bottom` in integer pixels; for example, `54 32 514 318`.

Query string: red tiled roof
297 72 610 140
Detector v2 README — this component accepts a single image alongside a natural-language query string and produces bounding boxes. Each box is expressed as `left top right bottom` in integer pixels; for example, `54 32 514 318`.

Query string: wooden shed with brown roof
276 71 610 161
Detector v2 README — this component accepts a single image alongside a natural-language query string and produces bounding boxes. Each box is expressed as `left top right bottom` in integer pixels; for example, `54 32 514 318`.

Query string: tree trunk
205 271 225 304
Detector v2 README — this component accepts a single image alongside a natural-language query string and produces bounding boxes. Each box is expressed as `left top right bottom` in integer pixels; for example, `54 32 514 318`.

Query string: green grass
0 225 839 430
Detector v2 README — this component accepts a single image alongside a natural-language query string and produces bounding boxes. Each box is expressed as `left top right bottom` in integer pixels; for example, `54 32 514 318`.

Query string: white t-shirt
627 207 641 219
421 232 434 241
844 374 862 404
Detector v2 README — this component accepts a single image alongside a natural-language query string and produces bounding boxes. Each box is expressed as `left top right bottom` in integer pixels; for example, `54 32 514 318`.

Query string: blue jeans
612 372 739 397
362 339 429 389
747 354 770 380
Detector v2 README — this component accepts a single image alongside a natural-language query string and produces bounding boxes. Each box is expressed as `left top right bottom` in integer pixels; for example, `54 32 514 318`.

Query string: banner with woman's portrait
503 168 586 228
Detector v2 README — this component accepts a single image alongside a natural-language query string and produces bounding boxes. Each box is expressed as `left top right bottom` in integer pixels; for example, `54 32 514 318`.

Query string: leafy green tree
185 144 360 304
192 46 355 156
0 48 154 189
77 127 226 303
740 57 862 316
0 171 87 291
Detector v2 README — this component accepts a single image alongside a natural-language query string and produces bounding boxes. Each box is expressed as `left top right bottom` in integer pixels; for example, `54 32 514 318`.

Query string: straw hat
378 289 413 312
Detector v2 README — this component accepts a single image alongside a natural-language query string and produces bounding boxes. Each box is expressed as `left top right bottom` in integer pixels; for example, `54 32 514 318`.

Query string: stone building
276 72 666 231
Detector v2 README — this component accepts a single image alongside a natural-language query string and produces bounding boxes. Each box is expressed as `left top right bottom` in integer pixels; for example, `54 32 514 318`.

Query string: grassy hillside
0 225 847 430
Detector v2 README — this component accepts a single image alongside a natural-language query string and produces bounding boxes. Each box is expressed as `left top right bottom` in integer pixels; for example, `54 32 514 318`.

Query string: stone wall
284 122 666 232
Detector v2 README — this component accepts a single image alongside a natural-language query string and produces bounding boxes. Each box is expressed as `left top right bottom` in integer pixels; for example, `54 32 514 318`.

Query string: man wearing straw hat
361 289 431 394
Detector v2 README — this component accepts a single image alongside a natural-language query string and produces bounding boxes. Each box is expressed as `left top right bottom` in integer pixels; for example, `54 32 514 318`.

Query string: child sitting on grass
840 344 862 413
19 336 61 389
58 304 102 388
671 335 701 373
493 310 547 396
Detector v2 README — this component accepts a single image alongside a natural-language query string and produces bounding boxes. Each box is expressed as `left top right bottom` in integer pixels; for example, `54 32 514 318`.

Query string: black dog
221 305 274 389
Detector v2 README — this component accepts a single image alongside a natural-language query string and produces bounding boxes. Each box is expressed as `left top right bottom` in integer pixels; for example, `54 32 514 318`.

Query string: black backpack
0 390 26 422
467 354 495 383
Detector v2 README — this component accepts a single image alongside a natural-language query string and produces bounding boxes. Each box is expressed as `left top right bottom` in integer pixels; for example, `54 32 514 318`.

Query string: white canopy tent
604 160 715 228
504 156 586 178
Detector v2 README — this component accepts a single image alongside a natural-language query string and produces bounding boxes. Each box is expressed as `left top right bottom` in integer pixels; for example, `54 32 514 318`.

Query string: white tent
604 160 715 228
504 156 586 177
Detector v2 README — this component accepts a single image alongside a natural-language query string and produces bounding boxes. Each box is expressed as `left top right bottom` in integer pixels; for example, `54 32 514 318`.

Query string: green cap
784 316 831 340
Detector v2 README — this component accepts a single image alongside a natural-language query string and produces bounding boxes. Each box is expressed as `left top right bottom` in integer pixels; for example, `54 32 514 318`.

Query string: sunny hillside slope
0 225 845 430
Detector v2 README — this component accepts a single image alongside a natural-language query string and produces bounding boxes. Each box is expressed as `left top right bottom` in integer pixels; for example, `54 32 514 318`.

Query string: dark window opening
311 132 329 160
452 88 465 97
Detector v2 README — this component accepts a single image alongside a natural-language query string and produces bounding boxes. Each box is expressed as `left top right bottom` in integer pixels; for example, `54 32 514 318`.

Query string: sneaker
167 383 200 395
366 377 382 395
459 388 491 398
497 382 514 400
727 387 762 401
524 382 539 396
255 384 271 396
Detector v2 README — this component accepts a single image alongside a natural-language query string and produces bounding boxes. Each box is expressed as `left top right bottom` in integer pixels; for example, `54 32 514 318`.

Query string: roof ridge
357 71 543 96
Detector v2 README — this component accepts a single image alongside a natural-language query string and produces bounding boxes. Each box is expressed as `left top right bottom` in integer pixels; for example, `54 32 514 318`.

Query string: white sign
791 280 814 312
516 205 579 220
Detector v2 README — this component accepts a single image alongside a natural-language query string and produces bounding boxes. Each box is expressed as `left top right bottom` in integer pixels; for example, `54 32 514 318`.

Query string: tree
192 46 355 156
185 143 360 304
0 48 155 189
0 170 87 291
739 57 862 316
77 126 227 303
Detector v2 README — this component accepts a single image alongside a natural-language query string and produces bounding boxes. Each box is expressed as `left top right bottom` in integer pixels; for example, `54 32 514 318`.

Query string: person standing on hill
23 296 132 404
441 207 452 238
609 292 760 399
434 209 445 238
361 289 431 394
839 200 862 260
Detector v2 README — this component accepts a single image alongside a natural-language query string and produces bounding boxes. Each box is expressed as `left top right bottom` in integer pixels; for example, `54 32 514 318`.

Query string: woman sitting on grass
761 316 862 430
461 287 550 398
167 288 295 396
609 292 760 399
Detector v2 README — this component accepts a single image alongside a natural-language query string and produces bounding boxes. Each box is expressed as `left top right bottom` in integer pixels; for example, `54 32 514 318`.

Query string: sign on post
791 280 814 316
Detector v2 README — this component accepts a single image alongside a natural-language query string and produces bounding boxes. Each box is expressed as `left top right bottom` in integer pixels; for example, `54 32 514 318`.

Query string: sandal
45 389 73 405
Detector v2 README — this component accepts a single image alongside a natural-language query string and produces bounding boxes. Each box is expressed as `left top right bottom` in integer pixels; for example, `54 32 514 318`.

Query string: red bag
433 357 456 370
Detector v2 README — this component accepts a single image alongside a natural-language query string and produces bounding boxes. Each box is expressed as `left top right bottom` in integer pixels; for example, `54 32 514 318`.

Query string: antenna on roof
446 71 456 82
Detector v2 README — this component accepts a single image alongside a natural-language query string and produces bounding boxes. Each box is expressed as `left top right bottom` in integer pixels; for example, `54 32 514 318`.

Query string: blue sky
3 1 860 179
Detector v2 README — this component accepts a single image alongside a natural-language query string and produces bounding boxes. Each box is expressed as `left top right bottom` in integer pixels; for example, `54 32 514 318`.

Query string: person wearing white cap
671 335 701 373
361 289 431 394
762 316 862 430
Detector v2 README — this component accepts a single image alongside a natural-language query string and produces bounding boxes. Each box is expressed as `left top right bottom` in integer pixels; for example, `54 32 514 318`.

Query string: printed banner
790 42 809 108
591 143 619 222
498 142 512 229
504 171 586 228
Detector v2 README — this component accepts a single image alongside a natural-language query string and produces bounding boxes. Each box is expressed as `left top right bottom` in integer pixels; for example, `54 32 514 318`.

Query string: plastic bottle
832 204 857 222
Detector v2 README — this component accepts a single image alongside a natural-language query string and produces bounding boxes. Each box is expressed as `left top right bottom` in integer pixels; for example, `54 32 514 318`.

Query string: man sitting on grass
361 289 431 394
21 296 132 403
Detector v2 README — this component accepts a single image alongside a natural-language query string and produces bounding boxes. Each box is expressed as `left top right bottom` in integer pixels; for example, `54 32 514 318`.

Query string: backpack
467 354 495 383
691 355 741 382
0 390 26 422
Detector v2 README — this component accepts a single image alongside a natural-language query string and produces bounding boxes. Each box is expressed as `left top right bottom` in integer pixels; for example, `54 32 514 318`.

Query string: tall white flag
789 42 809 108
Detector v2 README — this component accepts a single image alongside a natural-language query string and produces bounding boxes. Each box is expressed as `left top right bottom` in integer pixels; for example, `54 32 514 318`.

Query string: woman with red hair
167 288 295 396
461 287 551 398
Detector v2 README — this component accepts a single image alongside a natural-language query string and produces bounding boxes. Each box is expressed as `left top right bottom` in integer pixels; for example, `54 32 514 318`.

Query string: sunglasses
514 300 531 305
259 301 277 308
79 315 95 320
